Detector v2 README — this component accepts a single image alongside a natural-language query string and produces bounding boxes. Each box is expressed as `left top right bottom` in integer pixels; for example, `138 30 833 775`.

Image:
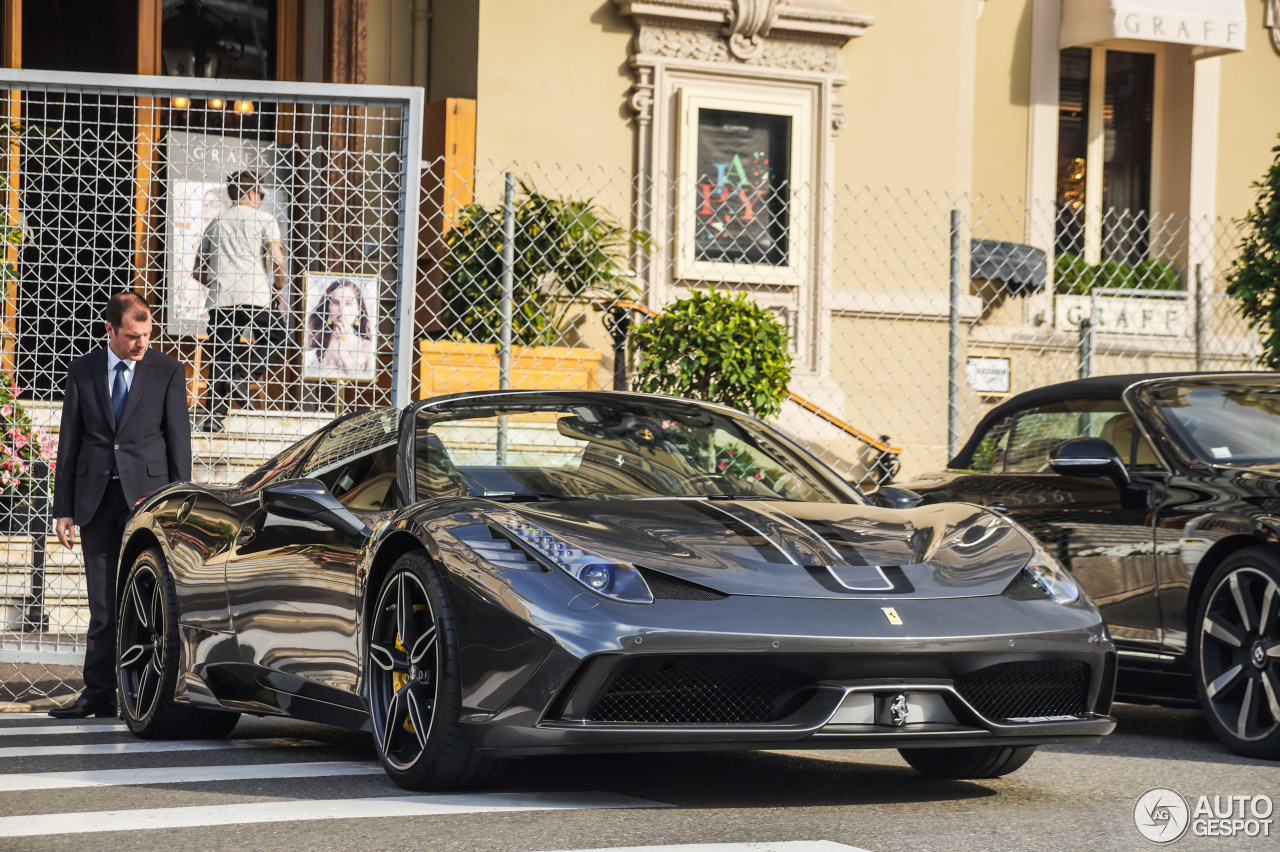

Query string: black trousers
206 305 286 419
78 478 128 705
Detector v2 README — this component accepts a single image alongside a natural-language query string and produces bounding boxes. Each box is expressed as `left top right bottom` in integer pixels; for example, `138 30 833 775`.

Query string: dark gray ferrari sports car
115 390 1116 789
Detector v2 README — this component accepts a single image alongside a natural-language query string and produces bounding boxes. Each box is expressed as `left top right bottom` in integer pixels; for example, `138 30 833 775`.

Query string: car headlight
1023 545 1080 604
485 511 654 604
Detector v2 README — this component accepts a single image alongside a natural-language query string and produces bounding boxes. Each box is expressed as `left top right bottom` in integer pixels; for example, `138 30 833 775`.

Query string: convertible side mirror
261 478 372 542
870 485 924 510
1049 437 1131 490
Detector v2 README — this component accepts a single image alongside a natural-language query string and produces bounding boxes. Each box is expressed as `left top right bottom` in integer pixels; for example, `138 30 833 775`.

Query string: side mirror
870 485 924 510
261 478 372 542
1049 437 1130 490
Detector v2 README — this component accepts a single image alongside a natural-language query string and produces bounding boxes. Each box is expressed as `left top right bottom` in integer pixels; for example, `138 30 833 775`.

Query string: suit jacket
52 347 192 524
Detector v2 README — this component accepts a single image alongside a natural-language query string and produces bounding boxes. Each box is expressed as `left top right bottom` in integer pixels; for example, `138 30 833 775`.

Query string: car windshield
414 396 858 504
1146 379 1280 465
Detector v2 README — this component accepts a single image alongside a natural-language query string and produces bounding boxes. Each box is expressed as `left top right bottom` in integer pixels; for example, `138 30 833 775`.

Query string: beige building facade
368 0 1280 477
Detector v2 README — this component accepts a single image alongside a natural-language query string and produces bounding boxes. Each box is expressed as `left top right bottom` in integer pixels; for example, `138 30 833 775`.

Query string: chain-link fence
0 69 1268 704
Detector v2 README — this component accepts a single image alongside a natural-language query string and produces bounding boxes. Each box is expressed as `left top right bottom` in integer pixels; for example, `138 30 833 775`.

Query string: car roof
948 371 1275 468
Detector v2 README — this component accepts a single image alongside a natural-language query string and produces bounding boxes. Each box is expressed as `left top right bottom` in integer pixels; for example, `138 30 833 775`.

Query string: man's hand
55 517 76 549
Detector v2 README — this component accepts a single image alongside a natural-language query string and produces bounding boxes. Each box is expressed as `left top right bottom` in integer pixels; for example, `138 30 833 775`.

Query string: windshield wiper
481 491 584 502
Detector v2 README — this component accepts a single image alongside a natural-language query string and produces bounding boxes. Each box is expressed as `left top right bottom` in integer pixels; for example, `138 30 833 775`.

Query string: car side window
300 409 401 510
1002 401 1128 473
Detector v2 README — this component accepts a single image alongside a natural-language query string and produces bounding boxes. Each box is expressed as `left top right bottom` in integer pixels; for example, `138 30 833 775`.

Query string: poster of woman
302 274 379 381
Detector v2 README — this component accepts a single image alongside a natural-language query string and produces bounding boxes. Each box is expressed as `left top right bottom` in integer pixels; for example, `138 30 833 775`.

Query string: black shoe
49 696 117 719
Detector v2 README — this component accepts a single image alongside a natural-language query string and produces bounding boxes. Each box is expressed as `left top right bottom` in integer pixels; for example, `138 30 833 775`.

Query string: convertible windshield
1146 379 1280 465
413 396 857 503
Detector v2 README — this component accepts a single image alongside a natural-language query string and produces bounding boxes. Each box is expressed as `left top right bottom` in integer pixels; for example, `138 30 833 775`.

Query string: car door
922 398 1167 653
225 409 400 697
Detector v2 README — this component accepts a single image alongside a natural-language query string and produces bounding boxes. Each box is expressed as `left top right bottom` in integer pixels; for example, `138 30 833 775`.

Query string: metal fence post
500 172 515 390
948 209 961 460
1195 263 1204 371
1078 318 1093 378
391 85 424 410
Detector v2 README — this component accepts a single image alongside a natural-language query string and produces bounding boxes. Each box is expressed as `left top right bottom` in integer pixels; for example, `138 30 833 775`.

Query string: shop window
1054 47 1155 268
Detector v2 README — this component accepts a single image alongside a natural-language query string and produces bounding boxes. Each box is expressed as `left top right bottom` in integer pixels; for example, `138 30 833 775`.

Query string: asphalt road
0 702 1275 852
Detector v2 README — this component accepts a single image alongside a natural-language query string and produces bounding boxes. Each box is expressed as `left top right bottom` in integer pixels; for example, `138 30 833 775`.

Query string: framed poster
676 89 811 285
302 273 380 382
165 130 290 336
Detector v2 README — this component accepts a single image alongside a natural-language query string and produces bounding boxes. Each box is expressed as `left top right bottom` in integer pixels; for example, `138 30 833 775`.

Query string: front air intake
587 657 809 724
955 660 1090 721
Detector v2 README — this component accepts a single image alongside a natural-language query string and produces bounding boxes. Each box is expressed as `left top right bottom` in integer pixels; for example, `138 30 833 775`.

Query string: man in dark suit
50 292 192 718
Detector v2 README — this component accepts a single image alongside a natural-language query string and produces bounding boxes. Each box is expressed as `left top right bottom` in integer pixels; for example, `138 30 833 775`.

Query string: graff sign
694 108 790 266
1054 294 1188 337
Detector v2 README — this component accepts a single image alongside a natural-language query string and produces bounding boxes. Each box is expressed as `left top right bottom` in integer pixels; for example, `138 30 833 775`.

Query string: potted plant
420 182 646 397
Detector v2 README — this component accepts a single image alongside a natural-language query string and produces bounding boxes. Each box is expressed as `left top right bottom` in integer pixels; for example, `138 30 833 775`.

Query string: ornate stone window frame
674 86 813 286
617 0 871 375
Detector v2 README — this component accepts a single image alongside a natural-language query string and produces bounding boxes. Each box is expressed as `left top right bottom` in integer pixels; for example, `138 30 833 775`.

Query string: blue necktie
112 361 129 426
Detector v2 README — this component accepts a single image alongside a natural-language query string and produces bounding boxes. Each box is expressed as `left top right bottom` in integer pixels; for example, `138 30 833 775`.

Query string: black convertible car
900 372 1280 759
115 390 1115 789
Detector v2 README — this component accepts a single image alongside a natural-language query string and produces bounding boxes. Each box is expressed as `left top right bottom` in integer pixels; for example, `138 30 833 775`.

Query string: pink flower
718 460 728 470
8 428 27 452
0 404 11 418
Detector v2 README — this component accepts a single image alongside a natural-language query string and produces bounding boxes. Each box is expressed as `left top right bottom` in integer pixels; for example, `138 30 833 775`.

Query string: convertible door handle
235 525 257 546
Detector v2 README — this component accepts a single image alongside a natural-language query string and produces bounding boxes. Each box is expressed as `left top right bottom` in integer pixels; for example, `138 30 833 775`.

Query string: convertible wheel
1192 547 1280 759
366 552 499 790
898 745 1036 779
117 547 241 740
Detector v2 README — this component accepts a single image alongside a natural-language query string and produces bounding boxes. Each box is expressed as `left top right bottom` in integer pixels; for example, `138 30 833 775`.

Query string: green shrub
1054 252 1096 294
630 289 793 419
1226 135 1280 368
1055 252 1181 294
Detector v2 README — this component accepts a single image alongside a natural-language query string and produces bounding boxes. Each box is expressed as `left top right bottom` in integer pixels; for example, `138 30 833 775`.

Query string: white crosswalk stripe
0 736 321 759
0 760 384 791
0 722 128 737
0 792 664 837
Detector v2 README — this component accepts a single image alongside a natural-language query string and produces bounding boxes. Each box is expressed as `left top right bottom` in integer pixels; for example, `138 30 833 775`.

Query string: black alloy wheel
117 547 240 739
1193 547 1280 759
366 552 497 790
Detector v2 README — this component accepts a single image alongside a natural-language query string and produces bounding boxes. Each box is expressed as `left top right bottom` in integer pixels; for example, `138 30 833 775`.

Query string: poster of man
166 130 289 336
302 273 379 381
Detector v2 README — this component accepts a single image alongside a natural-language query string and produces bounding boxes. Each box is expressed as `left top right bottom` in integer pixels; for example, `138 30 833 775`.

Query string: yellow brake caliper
392 604 428 734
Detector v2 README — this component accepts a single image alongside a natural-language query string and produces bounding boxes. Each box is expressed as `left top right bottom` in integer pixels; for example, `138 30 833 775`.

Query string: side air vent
637 567 728 601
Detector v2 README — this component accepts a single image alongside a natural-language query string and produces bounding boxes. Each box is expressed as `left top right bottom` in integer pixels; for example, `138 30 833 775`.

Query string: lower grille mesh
588 658 809 724
955 660 1090 721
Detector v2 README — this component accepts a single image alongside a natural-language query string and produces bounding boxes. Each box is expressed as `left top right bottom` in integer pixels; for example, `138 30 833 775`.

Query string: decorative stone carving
619 0 871 71
1268 0 1280 56
830 103 847 136
628 68 655 124
724 0 781 60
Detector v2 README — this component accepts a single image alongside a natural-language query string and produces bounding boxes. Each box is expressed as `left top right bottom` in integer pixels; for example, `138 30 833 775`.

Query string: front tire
116 547 240 739
365 552 499 790
1192 547 1280 759
899 745 1036 779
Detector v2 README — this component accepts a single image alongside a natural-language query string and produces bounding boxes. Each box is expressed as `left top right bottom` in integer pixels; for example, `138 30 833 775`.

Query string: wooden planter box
418 340 604 399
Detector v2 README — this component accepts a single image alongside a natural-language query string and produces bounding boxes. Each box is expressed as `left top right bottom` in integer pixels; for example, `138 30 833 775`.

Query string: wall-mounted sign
966 355 1012 395
1054 293 1188 336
